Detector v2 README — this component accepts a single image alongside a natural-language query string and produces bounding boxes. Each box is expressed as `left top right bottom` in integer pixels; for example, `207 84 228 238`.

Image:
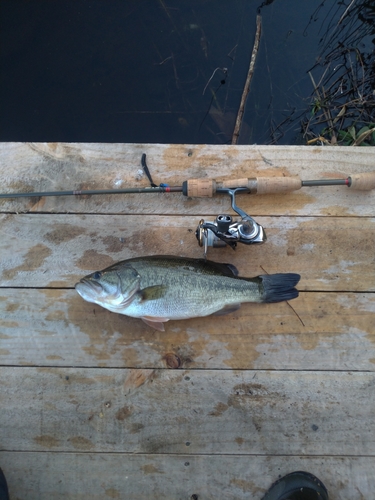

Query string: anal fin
212 303 241 316
141 316 170 331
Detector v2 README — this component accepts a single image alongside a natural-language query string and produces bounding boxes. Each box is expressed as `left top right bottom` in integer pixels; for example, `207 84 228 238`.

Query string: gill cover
76 263 141 308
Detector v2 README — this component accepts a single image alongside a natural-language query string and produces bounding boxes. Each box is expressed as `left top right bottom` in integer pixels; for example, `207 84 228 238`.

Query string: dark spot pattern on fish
74 255 300 330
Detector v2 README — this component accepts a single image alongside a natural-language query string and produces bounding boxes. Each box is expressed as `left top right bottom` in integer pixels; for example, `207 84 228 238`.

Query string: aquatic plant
301 0 375 146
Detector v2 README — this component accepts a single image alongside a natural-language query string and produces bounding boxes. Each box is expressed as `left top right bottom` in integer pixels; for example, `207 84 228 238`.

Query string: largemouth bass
75 255 300 331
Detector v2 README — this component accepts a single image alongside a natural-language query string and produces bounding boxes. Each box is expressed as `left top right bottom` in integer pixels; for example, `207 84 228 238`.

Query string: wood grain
0 142 374 500
1 452 373 500
1 367 374 456
1 289 374 370
1 214 374 290
0 142 374 216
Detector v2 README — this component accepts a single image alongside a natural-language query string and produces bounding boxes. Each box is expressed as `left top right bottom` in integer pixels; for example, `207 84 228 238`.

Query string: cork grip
221 178 252 189
349 172 375 190
255 176 302 194
221 176 302 193
186 179 216 197
186 176 303 196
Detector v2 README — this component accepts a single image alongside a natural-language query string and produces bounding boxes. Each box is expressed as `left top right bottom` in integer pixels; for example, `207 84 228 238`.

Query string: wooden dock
0 142 374 499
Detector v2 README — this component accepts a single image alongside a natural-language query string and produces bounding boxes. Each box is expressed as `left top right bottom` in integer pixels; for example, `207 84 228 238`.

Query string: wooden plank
1 368 374 455
1 214 374 290
0 452 374 500
1 142 374 499
0 143 374 216
1 290 374 370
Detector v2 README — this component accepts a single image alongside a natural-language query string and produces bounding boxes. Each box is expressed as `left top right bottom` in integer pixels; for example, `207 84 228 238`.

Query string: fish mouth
75 278 103 301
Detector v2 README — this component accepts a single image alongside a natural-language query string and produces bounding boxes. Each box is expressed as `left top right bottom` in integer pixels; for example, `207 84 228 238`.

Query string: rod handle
221 176 302 194
183 179 216 197
349 172 375 190
183 176 303 197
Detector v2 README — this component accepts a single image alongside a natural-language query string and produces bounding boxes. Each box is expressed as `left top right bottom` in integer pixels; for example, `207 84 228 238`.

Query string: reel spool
195 187 266 255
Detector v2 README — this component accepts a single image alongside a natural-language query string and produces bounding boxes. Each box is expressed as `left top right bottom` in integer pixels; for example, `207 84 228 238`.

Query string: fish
75 255 300 331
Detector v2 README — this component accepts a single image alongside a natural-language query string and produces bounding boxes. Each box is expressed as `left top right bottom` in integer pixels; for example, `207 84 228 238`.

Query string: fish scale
127 273 261 320
75 255 300 331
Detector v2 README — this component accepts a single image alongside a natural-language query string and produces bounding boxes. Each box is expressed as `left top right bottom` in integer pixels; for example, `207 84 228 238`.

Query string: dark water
1 0 374 144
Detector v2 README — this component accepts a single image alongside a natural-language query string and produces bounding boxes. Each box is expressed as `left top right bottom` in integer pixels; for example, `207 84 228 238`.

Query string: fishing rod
1 169 374 199
0 185 182 198
1 153 375 253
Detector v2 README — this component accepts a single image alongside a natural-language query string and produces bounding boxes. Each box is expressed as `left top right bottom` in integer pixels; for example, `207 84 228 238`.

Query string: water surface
1 0 373 144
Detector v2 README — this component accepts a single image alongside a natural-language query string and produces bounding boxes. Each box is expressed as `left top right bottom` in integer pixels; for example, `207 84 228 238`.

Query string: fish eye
92 271 102 280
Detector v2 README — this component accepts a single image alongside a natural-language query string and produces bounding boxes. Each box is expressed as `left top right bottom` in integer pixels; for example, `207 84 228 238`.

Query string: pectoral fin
139 285 168 301
212 303 241 316
141 316 170 331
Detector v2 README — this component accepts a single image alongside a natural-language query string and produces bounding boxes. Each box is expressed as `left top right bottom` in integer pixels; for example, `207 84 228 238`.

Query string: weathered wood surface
0 142 374 216
1 214 374 290
0 143 375 499
1 368 374 455
0 452 374 500
1 290 374 370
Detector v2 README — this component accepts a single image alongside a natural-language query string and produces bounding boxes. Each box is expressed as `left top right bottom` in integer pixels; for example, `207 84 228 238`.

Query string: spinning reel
195 187 266 254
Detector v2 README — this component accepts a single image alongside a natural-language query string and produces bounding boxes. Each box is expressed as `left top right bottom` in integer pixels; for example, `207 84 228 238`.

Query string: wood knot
164 353 181 369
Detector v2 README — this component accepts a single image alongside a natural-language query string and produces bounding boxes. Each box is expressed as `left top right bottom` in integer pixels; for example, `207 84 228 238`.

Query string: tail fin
260 273 300 303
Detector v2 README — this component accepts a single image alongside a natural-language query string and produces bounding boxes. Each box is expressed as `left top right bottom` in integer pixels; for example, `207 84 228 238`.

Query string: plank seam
1 450 375 458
